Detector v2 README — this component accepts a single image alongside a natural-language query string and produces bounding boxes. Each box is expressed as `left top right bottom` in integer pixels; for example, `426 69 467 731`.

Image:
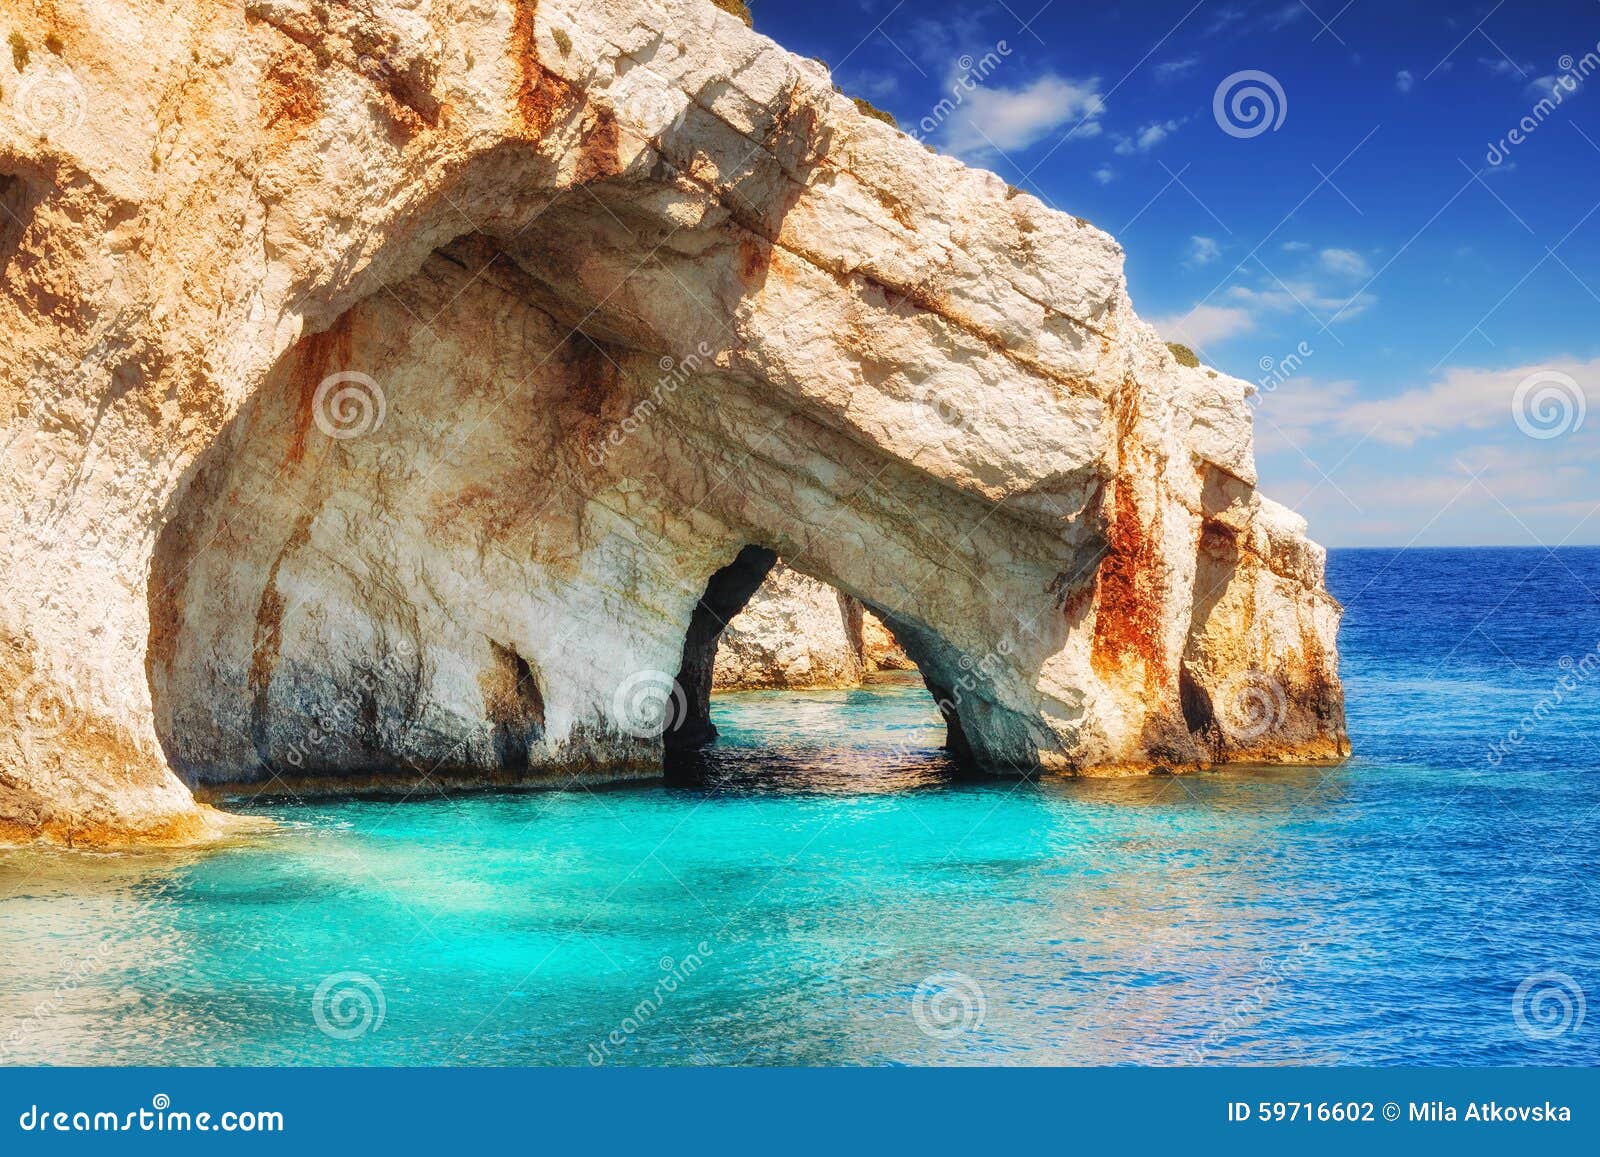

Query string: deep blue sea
2 548 1597 1066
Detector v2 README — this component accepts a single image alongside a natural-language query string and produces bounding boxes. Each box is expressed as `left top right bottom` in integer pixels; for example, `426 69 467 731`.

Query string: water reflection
0 849 203 1064
669 672 963 794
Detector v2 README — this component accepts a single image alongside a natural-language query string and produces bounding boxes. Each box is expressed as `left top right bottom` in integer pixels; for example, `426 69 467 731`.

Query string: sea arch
0 0 1343 843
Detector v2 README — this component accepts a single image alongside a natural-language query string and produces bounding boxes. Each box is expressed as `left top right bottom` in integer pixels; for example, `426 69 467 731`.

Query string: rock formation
712 563 865 691
0 0 1346 847
710 562 915 691
861 608 914 673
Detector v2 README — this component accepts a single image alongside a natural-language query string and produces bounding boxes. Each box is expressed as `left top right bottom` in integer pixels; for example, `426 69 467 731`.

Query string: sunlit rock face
711 564 919 690
861 608 915 673
712 564 864 691
0 0 1345 845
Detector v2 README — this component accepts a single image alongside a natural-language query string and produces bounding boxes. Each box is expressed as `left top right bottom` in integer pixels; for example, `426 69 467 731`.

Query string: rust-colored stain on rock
737 236 769 284
145 536 188 683
247 510 314 705
575 106 620 184
283 314 355 467
509 0 577 139
562 328 621 417
426 483 521 546
349 33 440 135
260 47 320 135
1090 480 1167 684
1292 613 1347 739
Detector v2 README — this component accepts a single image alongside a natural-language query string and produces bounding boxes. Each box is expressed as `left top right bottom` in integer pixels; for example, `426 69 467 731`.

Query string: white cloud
1253 410 1600 546
1260 356 1600 448
1527 72 1583 102
1151 244 1385 365
850 71 900 102
1252 379 1358 455
940 73 1105 158
1318 247 1372 278
1395 69 1414 94
1151 304 1256 347
1227 280 1377 322
1152 252 1381 355
1480 57 1531 79
1113 118 1184 155
1204 6 1246 36
1092 165 1116 185
1186 235 1222 267
1267 2 1305 28
1343 359 1595 446
1154 56 1199 81
903 13 989 67
1204 2 1302 36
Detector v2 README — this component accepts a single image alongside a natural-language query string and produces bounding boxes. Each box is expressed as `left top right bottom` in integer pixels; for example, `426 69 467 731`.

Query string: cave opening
664 546 964 788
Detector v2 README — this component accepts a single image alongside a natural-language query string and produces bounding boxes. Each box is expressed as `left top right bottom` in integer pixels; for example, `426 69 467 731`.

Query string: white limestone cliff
0 0 1346 846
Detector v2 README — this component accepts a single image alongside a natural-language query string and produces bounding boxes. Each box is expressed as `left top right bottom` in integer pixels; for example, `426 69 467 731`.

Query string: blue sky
753 0 1600 547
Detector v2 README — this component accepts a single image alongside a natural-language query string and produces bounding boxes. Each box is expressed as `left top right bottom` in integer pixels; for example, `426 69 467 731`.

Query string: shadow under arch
667 544 780 753
663 545 1040 788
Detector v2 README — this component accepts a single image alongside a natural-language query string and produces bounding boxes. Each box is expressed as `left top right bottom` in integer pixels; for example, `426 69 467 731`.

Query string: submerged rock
0 0 1345 846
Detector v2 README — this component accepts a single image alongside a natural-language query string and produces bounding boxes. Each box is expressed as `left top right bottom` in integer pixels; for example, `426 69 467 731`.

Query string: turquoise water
2 548 1598 1066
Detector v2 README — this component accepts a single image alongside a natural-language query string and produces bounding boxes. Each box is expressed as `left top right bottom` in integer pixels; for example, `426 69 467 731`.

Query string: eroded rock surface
862 608 914 672
711 564 916 690
0 0 1346 846
712 564 864 691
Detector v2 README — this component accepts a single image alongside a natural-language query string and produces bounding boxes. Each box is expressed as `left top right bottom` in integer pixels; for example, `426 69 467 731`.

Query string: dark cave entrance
667 544 780 753
665 545 972 783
